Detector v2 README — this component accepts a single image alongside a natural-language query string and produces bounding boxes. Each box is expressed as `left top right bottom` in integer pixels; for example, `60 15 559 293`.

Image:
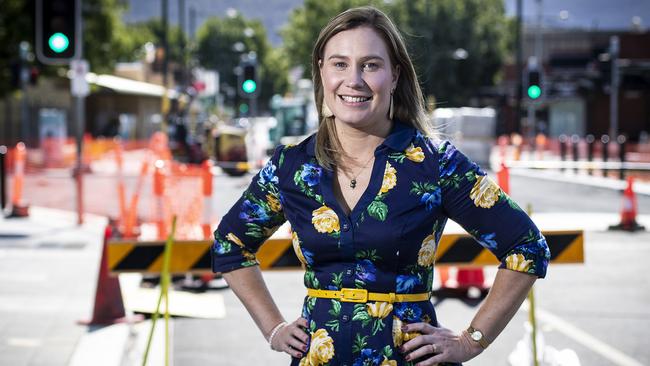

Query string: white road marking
7 337 42 347
522 302 644 366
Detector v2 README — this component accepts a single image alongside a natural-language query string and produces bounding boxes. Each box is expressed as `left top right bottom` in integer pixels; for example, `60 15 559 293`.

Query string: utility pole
515 0 523 133
609 36 620 139
178 0 186 86
19 42 30 145
161 0 169 133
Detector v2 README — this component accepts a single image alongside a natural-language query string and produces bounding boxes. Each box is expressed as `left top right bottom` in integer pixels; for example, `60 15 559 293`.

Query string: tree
196 12 288 112
281 0 509 107
281 0 387 81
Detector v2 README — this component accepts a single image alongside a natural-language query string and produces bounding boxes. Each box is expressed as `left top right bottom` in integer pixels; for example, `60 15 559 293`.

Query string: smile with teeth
339 95 372 103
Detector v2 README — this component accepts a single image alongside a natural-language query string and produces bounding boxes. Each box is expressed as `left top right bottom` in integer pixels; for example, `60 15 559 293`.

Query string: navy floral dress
212 121 550 366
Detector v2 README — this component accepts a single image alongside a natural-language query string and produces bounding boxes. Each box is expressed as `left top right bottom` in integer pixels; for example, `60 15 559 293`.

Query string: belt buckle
340 288 368 303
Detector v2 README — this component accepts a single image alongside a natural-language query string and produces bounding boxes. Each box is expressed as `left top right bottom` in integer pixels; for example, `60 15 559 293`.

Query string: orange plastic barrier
153 160 167 239
10 142 29 217
201 159 214 238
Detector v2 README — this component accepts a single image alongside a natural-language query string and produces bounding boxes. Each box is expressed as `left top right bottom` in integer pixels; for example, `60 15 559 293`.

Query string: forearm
469 268 537 344
222 265 285 339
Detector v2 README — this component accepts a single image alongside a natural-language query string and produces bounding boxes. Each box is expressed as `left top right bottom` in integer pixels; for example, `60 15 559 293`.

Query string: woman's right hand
270 317 310 358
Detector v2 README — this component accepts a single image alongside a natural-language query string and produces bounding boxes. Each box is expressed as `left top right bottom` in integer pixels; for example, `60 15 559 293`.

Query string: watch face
471 331 482 341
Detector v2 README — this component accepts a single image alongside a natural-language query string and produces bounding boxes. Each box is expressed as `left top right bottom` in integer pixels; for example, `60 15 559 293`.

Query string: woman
212 6 550 366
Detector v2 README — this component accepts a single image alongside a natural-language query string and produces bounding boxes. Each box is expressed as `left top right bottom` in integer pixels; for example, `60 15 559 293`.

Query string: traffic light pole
73 7 85 226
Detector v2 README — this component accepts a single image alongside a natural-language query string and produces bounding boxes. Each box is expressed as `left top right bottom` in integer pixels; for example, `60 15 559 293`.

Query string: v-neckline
321 148 387 223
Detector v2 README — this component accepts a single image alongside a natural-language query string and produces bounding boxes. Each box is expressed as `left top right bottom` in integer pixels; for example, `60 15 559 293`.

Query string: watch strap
466 326 490 349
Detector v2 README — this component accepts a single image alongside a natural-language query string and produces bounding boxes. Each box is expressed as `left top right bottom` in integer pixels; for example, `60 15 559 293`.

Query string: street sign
70 59 89 97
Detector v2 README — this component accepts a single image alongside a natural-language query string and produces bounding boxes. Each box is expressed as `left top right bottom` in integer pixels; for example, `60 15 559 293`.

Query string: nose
345 65 365 88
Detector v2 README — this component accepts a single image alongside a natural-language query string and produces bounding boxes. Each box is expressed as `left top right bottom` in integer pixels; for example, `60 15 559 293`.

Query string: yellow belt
307 288 430 303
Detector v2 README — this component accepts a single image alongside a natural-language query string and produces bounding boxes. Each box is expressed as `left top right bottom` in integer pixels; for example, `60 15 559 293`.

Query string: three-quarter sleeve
211 146 287 273
437 141 550 278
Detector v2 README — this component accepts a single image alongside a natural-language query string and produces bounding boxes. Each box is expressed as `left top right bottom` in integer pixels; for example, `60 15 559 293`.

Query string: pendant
350 179 357 189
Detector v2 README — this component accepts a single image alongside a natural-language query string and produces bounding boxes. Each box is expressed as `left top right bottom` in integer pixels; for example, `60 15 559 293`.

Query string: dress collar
305 120 416 157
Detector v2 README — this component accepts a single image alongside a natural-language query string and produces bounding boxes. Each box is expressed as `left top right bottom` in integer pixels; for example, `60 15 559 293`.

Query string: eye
333 62 347 70
362 62 379 71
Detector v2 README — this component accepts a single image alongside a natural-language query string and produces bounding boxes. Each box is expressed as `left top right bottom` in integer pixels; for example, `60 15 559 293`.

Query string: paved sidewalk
0 207 107 366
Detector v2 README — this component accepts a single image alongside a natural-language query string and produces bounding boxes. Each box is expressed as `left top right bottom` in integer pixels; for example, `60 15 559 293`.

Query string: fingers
402 322 436 334
278 318 310 358
403 342 438 363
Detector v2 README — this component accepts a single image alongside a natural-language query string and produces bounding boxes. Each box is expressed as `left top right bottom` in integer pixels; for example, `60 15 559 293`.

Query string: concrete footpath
0 207 166 366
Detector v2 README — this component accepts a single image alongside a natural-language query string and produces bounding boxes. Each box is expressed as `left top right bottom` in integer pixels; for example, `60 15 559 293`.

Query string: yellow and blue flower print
212 122 549 365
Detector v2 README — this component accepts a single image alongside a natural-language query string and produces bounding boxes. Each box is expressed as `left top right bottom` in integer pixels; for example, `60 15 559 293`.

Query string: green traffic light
527 85 541 99
48 33 70 53
242 79 257 94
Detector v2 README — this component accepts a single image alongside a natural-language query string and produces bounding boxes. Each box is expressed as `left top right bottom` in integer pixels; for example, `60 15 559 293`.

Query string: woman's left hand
399 322 483 365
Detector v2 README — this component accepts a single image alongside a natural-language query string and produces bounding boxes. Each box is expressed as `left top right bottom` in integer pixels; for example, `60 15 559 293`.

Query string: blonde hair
312 6 431 170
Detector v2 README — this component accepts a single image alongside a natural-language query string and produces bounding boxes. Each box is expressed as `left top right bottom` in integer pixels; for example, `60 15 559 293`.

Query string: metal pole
586 134 595 175
618 135 626 180
161 0 169 134
515 0 523 134
74 0 85 226
609 36 620 139
19 42 30 145
0 145 6 210
602 135 610 177
162 0 169 89
571 135 580 174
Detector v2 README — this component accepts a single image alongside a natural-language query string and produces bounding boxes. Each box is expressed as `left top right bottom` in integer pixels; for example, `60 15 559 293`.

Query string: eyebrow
327 54 386 62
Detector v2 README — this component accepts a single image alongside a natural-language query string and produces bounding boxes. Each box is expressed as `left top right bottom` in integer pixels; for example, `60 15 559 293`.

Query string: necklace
346 153 375 189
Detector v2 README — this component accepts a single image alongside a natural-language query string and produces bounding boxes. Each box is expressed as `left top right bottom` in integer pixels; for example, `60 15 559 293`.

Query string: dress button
341 314 350 323
342 223 350 232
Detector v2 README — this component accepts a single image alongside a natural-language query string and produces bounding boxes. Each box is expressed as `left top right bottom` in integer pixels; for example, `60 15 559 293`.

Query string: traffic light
527 69 542 100
36 0 80 64
239 62 258 97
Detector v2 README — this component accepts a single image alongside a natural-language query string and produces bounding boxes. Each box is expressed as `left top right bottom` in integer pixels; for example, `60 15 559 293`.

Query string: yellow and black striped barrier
107 230 583 274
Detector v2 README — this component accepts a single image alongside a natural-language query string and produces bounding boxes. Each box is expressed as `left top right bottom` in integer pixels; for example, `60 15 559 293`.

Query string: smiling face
320 26 399 130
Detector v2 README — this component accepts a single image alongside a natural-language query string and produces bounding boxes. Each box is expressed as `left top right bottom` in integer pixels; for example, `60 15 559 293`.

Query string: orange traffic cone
8 142 29 218
78 221 132 325
609 177 645 232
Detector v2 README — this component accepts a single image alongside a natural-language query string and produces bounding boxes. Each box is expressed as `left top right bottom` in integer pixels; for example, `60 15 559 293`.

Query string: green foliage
282 0 509 106
282 0 388 79
195 13 288 110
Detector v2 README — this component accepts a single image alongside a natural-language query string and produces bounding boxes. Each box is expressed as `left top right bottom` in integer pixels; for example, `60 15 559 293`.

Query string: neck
335 118 393 166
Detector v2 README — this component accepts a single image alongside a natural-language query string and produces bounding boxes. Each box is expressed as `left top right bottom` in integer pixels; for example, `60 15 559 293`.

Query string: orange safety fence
4 134 218 241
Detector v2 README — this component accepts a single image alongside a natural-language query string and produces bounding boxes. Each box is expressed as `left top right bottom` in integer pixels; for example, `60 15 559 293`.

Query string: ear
392 65 400 90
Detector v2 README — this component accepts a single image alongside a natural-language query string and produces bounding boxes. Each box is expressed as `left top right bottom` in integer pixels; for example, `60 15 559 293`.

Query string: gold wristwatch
466 326 490 349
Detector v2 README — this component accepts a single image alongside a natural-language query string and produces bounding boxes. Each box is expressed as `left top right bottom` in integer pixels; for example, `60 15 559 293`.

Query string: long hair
312 6 431 170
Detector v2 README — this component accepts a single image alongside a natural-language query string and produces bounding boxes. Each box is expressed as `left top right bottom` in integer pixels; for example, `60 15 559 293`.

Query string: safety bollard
558 135 568 172
601 135 610 178
9 142 29 218
0 145 6 211
570 135 580 174
201 159 214 239
617 135 626 180
585 134 595 176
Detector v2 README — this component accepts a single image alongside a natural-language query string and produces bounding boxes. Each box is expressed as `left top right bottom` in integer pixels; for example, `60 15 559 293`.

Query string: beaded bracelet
267 321 288 350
